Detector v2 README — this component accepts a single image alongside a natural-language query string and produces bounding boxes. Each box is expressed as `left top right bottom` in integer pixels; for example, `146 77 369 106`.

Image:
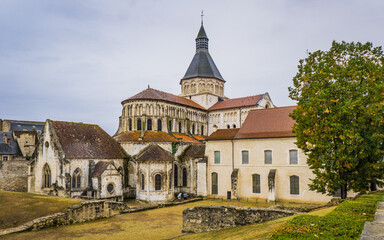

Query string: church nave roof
208 94 265 111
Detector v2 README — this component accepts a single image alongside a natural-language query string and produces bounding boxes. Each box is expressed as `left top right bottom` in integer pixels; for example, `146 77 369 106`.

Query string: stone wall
0 200 126 236
182 205 295 233
0 160 28 192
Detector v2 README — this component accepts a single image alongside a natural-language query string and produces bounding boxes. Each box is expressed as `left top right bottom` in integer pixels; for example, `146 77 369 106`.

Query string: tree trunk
370 180 377 191
341 183 347 199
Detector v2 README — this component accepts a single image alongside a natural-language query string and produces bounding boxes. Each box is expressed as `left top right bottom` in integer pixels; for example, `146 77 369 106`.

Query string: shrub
270 192 383 239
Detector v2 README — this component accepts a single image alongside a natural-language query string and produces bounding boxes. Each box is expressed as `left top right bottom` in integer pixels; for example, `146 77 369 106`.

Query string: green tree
289 41 384 199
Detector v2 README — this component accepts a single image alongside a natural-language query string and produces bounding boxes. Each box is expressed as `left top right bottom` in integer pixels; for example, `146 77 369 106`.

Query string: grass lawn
0 191 82 230
3 199 325 240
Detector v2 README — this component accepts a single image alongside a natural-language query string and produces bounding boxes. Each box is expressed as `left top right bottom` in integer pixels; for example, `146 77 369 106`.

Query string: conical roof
181 23 224 81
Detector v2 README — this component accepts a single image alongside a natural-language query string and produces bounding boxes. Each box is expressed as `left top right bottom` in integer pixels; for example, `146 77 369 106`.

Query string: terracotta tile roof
192 135 206 141
180 144 206 159
209 94 264 110
92 161 110 177
114 131 179 143
122 88 206 110
51 121 126 159
206 128 240 140
172 133 200 143
234 106 296 139
136 144 174 162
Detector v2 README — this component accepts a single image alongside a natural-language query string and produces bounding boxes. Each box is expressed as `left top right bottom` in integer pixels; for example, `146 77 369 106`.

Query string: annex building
26 20 334 203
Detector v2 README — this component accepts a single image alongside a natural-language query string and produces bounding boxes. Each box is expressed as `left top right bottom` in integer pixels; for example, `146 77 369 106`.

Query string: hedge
270 192 383 240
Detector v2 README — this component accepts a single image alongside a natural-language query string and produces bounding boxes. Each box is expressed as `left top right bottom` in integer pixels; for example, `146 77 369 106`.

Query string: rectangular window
290 176 300 195
214 151 220 164
212 172 218 195
242 151 249 164
289 150 298 165
3 156 8 161
252 174 261 193
264 150 272 164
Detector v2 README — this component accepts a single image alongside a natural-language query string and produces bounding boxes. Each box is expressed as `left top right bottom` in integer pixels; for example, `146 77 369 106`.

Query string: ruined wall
0 160 28 192
182 205 294 233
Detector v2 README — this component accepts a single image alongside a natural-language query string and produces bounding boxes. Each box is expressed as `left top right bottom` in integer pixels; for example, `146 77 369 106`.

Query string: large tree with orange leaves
289 41 384 199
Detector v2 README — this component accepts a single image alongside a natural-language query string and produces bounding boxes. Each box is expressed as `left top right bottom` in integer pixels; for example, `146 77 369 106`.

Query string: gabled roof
51 120 126 159
92 161 110 177
136 144 174 162
122 88 206 110
9 120 44 132
180 144 206 159
235 106 296 139
206 128 240 141
173 133 200 143
181 51 224 81
209 94 264 111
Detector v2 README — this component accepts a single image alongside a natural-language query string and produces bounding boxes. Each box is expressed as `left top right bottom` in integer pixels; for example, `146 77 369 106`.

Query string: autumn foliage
289 41 384 199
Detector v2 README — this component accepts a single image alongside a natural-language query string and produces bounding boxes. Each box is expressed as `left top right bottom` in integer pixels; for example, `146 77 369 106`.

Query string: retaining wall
182 205 295 233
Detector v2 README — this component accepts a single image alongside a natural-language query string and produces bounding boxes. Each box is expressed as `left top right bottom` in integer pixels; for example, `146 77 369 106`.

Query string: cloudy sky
1 0 383 134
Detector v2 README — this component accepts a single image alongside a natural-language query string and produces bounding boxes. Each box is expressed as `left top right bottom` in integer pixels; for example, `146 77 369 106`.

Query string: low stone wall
0 200 126 236
182 205 295 233
0 160 28 192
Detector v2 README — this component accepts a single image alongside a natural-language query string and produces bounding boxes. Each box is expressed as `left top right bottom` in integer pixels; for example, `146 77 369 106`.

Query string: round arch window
45 141 49 148
107 183 115 194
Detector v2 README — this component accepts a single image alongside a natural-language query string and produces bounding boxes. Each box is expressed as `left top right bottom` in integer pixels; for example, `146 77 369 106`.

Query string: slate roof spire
181 16 224 81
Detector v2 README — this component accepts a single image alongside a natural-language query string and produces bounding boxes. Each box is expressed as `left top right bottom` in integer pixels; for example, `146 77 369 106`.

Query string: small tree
289 41 384 199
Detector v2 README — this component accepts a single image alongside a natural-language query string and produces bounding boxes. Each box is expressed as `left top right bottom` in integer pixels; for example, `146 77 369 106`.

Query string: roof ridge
51 120 99 126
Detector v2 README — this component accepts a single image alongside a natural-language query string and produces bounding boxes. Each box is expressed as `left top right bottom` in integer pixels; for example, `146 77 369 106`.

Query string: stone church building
28 21 333 203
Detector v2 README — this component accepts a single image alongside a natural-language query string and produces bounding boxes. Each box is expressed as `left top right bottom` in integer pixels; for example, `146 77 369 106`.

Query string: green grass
0 190 82 230
270 192 384 240
2 199 319 240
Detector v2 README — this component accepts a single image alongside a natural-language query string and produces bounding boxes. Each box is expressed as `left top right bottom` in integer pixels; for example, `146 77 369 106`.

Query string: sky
1 0 384 135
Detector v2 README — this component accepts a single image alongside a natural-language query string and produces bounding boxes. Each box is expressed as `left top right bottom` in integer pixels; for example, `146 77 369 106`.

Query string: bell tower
180 15 226 109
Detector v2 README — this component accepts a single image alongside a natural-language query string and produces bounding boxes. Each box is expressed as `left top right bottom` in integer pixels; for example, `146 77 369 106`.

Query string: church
28 20 334 203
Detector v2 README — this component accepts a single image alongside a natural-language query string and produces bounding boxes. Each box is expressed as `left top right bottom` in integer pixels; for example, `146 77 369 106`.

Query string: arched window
201 125 204 135
233 124 236 128
211 172 218 195
290 175 300 195
147 119 152 131
155 174 162 190
137 118 142 131
128 119 132 131
182 168 187 187
141 174 145 190
72 168 81 189
157 119 162 131
192 124 195 134
252 174 261 193
43 164 51 188
178 122 182 133
174 164 178 187
168 120 172 132
227 125 230 129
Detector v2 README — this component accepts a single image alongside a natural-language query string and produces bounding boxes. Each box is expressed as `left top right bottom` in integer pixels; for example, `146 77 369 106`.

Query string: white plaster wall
206 138 333 203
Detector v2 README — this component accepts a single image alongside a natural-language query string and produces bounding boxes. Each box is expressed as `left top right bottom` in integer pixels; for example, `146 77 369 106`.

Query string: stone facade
182 205 295 233
0 160 28 192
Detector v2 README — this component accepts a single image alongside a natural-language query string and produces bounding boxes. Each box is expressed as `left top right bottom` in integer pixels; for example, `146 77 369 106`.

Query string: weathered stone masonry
0 160 28 192
182 205 295 233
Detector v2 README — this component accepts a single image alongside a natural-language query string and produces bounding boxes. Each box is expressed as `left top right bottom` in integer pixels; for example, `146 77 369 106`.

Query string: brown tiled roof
192 135 206 141
122 88 206 110
173 133 200 143
136 144 174 162
209 94 264 110
114 131 179 143
180 144 206 159
234 106 296 139
206 128 240 140
51 121 126 159
92 161 110 177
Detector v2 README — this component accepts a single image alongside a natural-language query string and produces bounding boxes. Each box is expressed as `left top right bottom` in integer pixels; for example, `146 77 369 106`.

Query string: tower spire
201 10 204 25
